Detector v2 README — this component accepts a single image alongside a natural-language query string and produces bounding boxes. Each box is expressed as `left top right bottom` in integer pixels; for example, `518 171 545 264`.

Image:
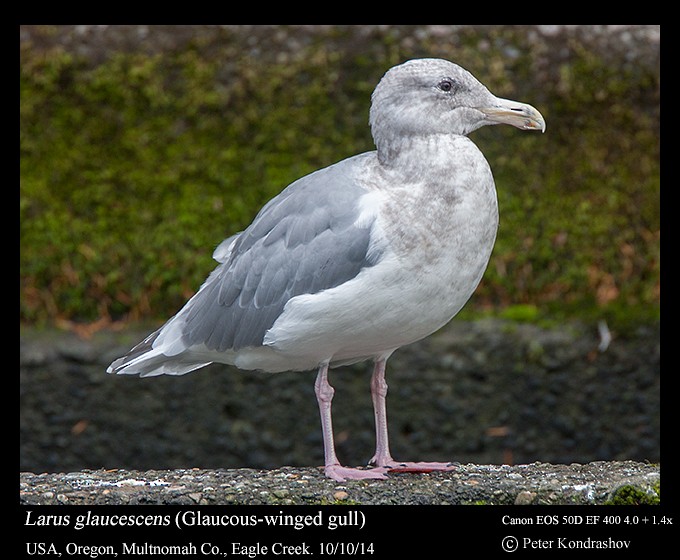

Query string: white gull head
369 58 545 162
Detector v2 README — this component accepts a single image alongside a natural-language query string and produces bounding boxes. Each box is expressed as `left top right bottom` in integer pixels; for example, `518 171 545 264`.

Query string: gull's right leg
314 362 388 482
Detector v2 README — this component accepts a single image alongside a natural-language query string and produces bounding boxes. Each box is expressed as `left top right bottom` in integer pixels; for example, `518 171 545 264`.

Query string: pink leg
314 362 388 482
369 358 395 466
369 359 456 473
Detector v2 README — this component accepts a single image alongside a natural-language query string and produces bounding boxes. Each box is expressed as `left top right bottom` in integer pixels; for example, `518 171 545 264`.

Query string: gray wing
176 155 381 352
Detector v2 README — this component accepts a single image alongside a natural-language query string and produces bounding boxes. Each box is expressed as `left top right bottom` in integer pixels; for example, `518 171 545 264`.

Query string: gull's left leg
368 358 456 473
368 357 396 467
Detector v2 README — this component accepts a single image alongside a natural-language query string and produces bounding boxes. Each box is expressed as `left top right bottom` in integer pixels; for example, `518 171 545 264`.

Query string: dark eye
438 79 456 93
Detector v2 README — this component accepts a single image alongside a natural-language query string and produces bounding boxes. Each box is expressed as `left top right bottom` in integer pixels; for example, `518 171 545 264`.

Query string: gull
108 58 545 481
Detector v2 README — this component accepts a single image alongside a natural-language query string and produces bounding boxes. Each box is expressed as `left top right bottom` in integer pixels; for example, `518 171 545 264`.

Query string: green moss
20 28 659 328
606 483 660 505
499 304 540 323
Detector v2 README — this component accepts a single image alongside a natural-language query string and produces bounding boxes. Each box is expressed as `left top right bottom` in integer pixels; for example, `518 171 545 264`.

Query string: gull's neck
375 133 473 181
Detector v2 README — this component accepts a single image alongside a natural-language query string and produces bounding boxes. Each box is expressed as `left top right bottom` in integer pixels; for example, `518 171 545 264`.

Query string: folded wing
108 156 381 376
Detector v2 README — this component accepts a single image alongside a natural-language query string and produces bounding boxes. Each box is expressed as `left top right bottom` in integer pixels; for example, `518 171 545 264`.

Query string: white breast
246 136 499 371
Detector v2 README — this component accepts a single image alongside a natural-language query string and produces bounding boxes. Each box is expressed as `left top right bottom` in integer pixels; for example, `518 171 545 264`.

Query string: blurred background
20 25 659 474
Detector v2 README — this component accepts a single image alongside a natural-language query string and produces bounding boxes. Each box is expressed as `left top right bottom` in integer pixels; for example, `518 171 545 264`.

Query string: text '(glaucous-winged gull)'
108 58 545 482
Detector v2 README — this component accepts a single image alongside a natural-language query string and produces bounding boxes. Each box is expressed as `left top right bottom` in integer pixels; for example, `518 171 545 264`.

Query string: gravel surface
20 461 659 506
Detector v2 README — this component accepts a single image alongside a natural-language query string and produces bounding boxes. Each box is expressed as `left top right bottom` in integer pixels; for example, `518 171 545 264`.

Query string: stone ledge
20 461 659 506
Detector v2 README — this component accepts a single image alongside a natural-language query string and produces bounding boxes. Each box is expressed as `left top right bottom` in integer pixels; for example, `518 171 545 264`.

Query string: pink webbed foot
385 461 457 474
324 464 389 482
371 454 456 474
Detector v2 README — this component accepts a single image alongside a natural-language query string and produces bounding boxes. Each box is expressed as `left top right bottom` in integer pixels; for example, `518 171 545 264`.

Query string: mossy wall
20 25 660 327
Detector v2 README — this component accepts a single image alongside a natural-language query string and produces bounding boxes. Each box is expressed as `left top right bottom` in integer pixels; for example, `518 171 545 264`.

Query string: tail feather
107 328 211 377
107 329 160 372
